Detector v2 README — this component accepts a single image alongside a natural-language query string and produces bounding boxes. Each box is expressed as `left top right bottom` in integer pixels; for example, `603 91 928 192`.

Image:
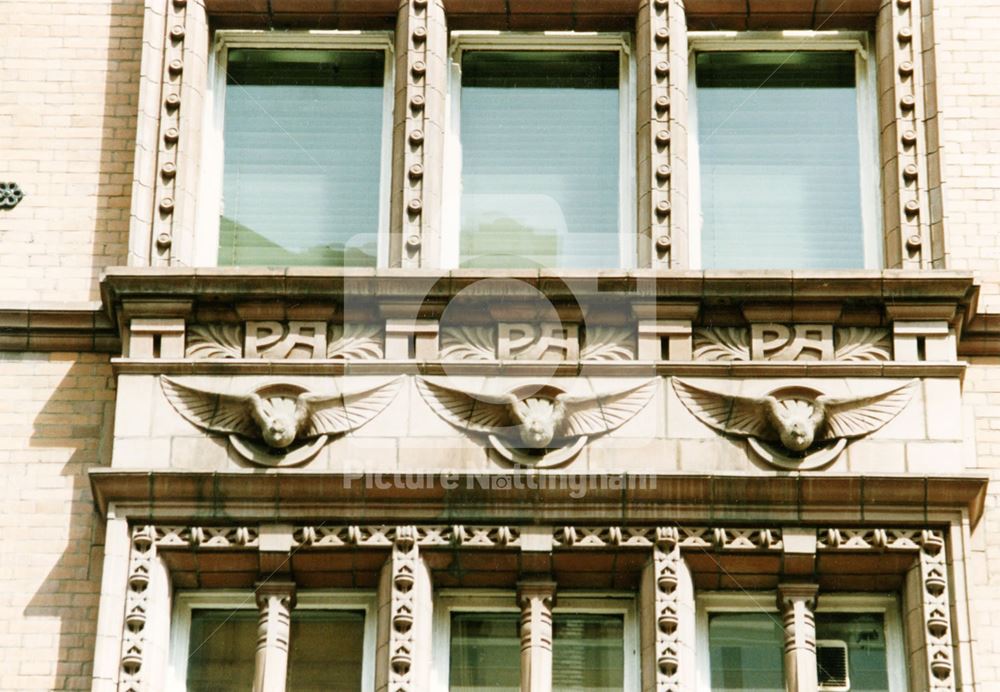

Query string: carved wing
415 378 518 434
299 377 403 438
671 379 777 440
555 380 657 437
160 376 259 438
815 380 916 441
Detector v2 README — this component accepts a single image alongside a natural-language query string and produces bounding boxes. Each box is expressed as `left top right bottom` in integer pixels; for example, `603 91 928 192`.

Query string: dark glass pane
460 51 621 269
186 610 256 691
287 610 366 691
449 612 520 691
696 51 865 269
220 49 384 267
816 612 891 691
552 613 625 691
708 612 785 691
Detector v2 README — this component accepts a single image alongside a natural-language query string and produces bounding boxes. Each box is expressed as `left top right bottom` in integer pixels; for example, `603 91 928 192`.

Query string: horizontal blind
219 49 385 267
696 51 865 270
460 51 621 269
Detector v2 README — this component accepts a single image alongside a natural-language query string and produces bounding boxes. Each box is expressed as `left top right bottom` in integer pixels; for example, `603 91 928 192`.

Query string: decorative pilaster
649 527 683 691
918 530 956 690
636 0 688 268
390 0 447 268
253 581 296 692
777 583 819 692
118 526 156 692
385 526 422 692
518 580 557 692
878 0 933 268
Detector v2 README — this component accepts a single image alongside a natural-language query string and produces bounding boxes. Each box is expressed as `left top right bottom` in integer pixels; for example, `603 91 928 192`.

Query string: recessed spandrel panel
460 51 621 269
708 611 785 691
220 49 385 267
696 51 864 270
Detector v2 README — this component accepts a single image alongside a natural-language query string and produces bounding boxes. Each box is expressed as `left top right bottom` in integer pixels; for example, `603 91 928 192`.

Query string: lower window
697 594 906 692
169 591 376 691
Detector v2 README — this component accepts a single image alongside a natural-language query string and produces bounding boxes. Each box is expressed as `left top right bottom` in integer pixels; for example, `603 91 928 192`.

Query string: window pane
460 51 621 269
449 612 520 691
696 51 865 269
287 610 366 692
816 612 891 691
220 49 385 267
708 612 785 691
552 613 625 692
186 610 256 692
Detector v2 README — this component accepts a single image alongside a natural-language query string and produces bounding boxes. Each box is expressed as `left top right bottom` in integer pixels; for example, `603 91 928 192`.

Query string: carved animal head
247 395 300 449
512 397 562 448
768 399 820 452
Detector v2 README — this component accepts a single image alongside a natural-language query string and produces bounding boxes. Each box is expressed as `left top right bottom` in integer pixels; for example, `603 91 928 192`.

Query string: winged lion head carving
672 378 917 469
416 377 656 466
160 376 400 466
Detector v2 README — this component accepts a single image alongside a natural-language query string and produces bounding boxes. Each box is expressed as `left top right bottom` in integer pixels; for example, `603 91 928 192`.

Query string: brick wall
0 0 142 302
934 0 1000 308
0 353 115 690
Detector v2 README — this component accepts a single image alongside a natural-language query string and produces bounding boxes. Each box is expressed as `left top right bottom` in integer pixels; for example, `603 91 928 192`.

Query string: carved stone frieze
919 530 956 690
439 325 496 361
160 376 400 466
581 326 636 361
498 322 579 361
653 528 683 691
389 527 419 691
694 325 894 362
184 321 383 360
416 378 656 467
673 378 916 470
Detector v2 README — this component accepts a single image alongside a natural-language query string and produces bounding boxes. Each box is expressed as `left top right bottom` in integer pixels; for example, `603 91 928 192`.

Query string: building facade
2 0 1000 690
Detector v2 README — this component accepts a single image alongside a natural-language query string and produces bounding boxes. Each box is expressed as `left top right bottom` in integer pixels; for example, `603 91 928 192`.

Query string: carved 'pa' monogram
751 324 834 361
498 323 580 361
245 321 327 360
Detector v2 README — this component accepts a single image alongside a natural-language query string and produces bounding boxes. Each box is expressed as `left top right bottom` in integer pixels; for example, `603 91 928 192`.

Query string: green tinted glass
708 612 785 691
220 49 385 267
186 611 257 691
552 613 625 691
696 51 865 269
460 51 621 269
287 610 366 691
816 612 891 691
449 612 521 691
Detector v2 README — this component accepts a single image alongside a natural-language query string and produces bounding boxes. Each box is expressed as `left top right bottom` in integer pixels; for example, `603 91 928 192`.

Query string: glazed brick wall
0 0 142 302
934 0 1000 308
0 353 115 690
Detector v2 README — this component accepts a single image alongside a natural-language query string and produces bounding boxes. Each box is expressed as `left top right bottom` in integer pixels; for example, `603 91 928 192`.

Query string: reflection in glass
186 610 257 691
460 51 621 269
449 612 520 691
287 610 366 691
552 613 625 691
816 612 891 691
220 49 385 267
696 51 865 269
708 612 785 691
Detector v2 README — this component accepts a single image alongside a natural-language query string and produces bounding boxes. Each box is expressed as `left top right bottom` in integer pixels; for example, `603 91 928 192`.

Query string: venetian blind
696 51 866 270
219 49 385 267
459 51 621 269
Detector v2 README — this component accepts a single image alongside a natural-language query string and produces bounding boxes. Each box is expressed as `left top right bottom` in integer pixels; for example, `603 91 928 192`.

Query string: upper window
444 35 634 270
201 33 393 268
689 34 880 270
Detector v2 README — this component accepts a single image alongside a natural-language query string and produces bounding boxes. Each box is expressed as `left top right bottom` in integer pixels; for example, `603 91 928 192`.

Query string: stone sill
89 470 988 528
109 357 967 379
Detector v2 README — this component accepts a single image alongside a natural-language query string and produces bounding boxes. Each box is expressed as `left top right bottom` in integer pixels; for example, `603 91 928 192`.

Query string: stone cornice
0 302 119 353
88 470 988 528
959 312 1000 357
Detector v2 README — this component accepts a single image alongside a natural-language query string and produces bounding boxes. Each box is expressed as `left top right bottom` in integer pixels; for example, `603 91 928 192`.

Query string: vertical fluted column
777 583 819 692
253 581 296 692
518 580 557 692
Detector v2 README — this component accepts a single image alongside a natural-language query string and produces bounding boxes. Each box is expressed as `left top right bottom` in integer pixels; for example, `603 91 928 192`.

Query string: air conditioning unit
817 639 850 691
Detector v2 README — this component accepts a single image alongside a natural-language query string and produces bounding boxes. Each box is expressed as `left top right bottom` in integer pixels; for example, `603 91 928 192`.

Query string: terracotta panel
555 571 614 589
509 0 571 13
685 0 746 13
269 0 335 12
552 552 617 573
574 14 634 31
508 13 575 30
206 0 270 12
443 0 507 13
814 0 878 12
748 0 812 11
200 571 258 588
686 14 748 30
814 12 875 29
747 12 814 29
447 13 509 29
574 0 640 13
294 572 357 588
336 0 397 13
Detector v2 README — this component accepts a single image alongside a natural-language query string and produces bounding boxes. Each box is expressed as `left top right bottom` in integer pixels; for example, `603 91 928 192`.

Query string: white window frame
687 31 882 270
442 31 637 270
166 589 377 691
198 30 396 268
695 592 907 692
432 589 640 690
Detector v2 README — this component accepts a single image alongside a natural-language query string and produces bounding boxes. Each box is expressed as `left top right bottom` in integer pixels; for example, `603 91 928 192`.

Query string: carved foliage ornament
160 376 400 466
693 325 893 362
417 378 656 467
184 322 384 360
673 378 916 469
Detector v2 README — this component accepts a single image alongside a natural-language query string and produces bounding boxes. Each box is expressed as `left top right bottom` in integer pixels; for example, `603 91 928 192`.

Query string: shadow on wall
89 0 143 297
